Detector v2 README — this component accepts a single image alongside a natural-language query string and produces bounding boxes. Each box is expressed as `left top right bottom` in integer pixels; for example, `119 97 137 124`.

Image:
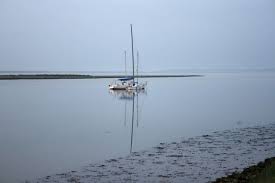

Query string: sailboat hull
109 84 128 90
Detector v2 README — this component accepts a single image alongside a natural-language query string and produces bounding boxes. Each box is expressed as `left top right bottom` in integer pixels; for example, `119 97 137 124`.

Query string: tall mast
124 50 127 76
130 24 135 82
136 51 139 84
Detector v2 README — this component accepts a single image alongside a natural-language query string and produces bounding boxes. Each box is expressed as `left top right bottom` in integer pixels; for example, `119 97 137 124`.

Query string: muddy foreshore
33 123 275 183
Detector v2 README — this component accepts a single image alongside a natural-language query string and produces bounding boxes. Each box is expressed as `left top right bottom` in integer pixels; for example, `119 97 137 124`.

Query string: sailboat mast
124 50 127 76
136 51 139 84
130 24 135 83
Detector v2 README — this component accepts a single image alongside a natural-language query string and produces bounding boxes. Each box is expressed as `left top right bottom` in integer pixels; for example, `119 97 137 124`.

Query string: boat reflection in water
109 89 147 153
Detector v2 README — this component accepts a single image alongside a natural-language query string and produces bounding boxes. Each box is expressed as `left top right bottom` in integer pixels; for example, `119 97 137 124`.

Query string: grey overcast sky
0 0 274 72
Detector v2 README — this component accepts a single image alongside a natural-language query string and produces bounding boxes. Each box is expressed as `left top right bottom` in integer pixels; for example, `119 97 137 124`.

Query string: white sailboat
109 24 147 91
109 51 130 90
108 77 133 90
126 24 147 91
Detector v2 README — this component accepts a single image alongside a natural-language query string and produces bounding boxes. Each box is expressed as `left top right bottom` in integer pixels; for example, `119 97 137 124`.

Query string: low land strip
0 74 202 80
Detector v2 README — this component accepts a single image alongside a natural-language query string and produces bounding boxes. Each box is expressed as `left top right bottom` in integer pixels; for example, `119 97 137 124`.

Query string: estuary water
0 72 275 182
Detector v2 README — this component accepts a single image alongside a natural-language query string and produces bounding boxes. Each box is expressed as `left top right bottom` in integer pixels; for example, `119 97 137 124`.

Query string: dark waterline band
0 74 203 80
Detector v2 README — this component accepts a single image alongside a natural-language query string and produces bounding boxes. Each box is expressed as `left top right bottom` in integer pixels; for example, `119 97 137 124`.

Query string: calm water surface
0 72 275 182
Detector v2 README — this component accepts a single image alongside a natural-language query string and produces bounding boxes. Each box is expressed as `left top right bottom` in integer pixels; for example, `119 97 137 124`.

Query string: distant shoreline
0 74 203 80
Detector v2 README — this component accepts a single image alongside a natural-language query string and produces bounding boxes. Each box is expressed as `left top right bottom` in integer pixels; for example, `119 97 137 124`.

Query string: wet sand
34 123 275 183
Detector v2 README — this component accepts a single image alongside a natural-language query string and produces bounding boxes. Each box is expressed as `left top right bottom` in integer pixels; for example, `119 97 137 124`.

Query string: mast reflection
109 90 146 153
